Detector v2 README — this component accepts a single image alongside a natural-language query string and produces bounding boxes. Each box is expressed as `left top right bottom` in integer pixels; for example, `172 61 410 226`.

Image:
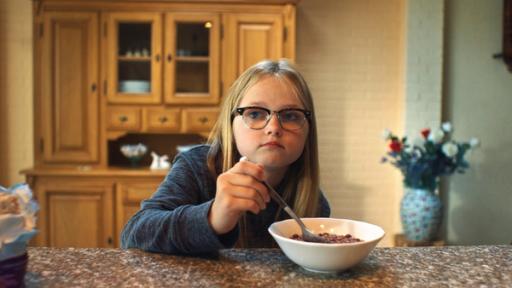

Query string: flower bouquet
381 122 479 242
0 183 39 287
382 122 480 190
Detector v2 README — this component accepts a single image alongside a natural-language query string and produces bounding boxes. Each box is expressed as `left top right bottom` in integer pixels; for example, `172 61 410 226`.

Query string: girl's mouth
261 141 284 148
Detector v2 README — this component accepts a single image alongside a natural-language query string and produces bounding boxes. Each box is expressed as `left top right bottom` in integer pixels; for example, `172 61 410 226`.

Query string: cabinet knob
107 237 113 245
167 54 172 62
199 117 208 124
91 83 97 92
159 116 168 123
119 115 128 122
156 54 160 62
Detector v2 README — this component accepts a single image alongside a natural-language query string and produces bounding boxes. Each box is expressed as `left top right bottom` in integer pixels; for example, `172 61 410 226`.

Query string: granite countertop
25 246 512 287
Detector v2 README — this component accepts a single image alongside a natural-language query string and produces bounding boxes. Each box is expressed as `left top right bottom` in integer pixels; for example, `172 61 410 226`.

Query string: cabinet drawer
182 108 219 133
107 107 141 131
144 107 181 132
120 183 158 203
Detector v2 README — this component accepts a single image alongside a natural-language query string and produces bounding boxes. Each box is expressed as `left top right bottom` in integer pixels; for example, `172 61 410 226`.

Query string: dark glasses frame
232 106 312 131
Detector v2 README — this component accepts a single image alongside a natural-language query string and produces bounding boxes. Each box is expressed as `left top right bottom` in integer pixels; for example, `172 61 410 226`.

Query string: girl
121 59 330 254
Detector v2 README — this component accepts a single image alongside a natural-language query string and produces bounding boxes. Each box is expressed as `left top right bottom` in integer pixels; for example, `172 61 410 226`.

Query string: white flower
404 145 414 154
469 137 480 148
441 122 452 132
382 129 392 140
442 142 459 157
428 129 445 144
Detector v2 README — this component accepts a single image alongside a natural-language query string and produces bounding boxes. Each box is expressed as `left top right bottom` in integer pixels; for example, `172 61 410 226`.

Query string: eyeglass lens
240 107 307 130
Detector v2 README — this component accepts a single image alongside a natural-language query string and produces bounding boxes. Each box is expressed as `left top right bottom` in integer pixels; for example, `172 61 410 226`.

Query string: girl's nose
265 113 282 135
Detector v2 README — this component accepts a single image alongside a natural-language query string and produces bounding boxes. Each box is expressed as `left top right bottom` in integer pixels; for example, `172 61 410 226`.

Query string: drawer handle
167 53 172 62
199 117 208 124
159 116 168 123
119 115 128 123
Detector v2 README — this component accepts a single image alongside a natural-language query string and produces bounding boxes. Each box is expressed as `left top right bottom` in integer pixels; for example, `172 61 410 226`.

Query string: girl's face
233 76 309 171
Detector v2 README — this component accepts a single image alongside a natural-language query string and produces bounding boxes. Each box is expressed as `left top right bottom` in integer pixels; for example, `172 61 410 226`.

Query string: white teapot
150 152 170 170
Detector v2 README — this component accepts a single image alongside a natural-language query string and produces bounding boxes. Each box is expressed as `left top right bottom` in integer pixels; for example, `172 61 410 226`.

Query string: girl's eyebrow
244 101 303 109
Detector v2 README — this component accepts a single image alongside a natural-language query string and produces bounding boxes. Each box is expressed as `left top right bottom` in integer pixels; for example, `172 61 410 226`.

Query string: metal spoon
240 156 328 243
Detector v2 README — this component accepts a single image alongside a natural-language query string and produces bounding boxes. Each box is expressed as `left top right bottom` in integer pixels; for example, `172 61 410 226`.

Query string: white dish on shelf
120 143 148 158
119 80 150 93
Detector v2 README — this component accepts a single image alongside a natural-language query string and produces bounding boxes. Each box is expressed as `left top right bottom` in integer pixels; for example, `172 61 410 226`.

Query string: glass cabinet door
106 13 162 104
164 13 220 104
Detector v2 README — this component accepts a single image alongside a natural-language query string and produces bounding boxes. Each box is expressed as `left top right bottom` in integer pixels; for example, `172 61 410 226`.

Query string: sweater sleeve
120 151 239 254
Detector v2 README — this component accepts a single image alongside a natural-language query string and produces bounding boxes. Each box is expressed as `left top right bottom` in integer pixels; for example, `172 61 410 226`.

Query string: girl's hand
208 159 271 235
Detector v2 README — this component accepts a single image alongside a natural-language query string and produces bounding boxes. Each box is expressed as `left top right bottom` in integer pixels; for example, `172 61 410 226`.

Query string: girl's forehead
239 76 302 106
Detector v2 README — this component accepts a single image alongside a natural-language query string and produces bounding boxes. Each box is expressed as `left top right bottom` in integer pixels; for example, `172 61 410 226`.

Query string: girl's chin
248 149 298 167
255 156 292 170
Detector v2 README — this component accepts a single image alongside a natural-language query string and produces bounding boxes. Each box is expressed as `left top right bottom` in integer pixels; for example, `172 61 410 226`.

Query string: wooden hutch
23 0 297 248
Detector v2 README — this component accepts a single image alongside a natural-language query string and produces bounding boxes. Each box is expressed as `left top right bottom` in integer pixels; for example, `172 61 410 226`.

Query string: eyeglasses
233 106 311 131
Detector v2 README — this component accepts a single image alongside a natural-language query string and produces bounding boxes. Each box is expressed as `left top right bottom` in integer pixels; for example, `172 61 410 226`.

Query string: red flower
389 139 402 152
421 128 430 139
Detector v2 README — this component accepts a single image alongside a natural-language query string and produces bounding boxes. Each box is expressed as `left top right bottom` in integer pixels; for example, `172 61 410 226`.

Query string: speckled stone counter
25 246 512 287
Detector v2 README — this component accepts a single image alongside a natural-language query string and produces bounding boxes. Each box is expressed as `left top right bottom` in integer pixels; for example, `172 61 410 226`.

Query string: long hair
206 59 321 245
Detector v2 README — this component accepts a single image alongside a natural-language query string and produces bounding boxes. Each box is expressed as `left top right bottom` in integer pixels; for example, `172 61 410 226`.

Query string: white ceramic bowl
120 143 147 158
268 218 385 273
119 80 150 93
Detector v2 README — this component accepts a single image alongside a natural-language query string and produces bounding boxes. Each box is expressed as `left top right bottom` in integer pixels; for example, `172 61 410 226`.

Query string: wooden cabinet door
40 12 99 164
223 13 284 87
105 12 162 104
164 13 220 104
115 181 160 246
35 182 114 248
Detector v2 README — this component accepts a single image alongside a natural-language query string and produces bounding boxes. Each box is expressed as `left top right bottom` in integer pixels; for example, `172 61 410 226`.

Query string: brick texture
297 0 444 246
297 0 406 246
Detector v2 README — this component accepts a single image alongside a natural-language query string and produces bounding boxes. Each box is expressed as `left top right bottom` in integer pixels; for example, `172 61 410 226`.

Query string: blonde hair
207 59 321 243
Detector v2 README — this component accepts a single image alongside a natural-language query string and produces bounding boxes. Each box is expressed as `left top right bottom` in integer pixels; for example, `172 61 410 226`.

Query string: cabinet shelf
174 92 210 97
175 56 209 62
118 56 151 62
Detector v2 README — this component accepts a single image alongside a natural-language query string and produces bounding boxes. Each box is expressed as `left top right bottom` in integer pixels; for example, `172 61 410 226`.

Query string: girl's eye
281 111 301 122
246 109 267 120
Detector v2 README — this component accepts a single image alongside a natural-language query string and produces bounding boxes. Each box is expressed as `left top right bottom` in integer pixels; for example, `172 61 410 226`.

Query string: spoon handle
258 173 308 231
261 180 288 208
239 156 306 230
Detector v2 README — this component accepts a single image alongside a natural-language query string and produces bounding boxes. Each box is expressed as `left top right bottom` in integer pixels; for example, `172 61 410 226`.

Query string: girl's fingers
224 172 270 203
227 197 262 215
223 184 267 210
230 160 265 182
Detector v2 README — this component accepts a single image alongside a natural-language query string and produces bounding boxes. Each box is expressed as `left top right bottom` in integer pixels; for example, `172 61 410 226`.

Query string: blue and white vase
400 187 442 242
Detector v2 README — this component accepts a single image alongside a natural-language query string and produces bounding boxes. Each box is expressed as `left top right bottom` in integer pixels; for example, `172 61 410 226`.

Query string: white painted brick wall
297 0 444 246
404 0 444 136
399 0 444 236
297 0 405 246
